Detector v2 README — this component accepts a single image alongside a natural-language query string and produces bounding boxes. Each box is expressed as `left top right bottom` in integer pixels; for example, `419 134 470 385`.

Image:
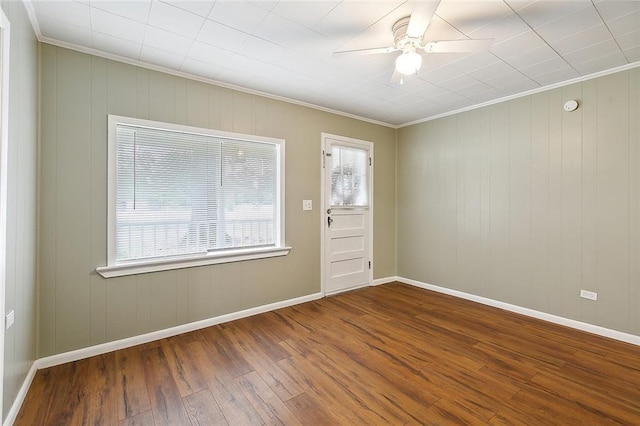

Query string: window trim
97 115 289 278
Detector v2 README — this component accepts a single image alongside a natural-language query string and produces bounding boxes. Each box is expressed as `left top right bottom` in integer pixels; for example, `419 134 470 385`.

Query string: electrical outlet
302 200 312 211
5 310 14 329
580 289 598 301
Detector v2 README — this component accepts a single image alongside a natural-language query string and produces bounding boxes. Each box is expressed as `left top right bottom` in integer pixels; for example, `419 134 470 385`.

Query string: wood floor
16 283 640 425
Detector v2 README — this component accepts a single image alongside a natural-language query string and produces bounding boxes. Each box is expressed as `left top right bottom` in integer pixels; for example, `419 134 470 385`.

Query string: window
331 145 369 207
97 115 289 278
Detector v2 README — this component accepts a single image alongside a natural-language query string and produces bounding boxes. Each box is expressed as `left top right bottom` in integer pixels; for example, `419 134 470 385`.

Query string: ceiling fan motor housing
393 16 422 51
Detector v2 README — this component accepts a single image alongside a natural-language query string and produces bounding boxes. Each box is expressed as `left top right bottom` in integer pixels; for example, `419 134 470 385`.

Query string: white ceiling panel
313 1 404 38
209 0 269 33
571 51 627 75
33 0 91 28
90 0 151 24
92 32 142 59
532 66 579 86
520 56 569 80
29 0 640 126
271 1 340 31
90 7 147 44
623 45 640 63
563 39 622 66
139 45 185 70
161 0 215 18
435 1 513 34
254 13 334 56
196 20 250 51
616 30 640 51
606 10 640 37
510 0 591 28
37 15 92 46
148 1 205 38
143 26 194 56
186 41 235 67
489 30 546 59
436 74 480 92
449 51 501 73
503 44 558 69
468 13 530 44
180 57 221 78
469 60 515 81
593 0 640 22
535 6 602 42
550 24 612 56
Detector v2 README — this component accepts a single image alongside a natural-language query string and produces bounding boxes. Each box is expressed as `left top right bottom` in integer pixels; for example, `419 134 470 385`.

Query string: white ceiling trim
399 58 640 128
19 0 640 130
37 35 397 129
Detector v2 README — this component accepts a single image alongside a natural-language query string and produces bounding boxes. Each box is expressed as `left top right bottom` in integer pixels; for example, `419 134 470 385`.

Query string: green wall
1 0 38 421
397 69 640 337
38 44 396 357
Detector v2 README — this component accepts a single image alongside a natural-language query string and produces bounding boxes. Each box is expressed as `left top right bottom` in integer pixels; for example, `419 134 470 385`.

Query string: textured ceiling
27 0 640 126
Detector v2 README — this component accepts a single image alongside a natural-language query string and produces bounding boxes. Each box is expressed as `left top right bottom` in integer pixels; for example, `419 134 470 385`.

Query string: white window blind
114 121 281 264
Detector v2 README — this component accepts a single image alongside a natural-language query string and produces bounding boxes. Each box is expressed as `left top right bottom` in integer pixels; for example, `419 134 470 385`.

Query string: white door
321 133 373 295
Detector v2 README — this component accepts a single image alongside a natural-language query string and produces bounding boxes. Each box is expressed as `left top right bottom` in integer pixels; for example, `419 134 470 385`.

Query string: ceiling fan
334 1 494 83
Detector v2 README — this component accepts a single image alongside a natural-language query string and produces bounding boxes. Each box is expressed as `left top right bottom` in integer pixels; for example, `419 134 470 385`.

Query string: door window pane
331 146 368 206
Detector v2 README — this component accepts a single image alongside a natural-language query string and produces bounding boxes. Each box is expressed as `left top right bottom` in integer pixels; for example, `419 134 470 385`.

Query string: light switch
302 200 312 211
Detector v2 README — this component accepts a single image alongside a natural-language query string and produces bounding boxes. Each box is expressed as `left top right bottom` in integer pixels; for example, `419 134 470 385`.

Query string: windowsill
96 246 292 278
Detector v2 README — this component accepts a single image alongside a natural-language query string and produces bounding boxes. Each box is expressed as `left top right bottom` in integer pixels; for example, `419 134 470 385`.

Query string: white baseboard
36 291 322 369
3 361 37 426
372 276 399 286
7 278 639 425
397 276 640 346
3 291 323 424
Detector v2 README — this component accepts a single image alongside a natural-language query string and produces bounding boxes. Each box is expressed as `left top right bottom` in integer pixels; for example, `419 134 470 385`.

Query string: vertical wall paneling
508 97 532 307
38 44 58 360
488 103 509 301
90 56 108 346
105 277 137 342
581 80 598 325
185 80 209 129
596 73 630 331
55 48 93 353
547 89 564 316
438 117 458 287
38 45 396 357
397 67 640 337
529 92 551 312
458 110 482 296
630 69 640 336
1 0 38 421
560 83 583 318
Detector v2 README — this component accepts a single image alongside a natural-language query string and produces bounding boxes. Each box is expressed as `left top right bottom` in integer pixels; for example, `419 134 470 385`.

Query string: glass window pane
115 122 280 264
331 145 368 206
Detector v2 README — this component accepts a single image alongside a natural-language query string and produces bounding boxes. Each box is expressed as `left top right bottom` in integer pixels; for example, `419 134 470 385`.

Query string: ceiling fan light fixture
395 50 422 75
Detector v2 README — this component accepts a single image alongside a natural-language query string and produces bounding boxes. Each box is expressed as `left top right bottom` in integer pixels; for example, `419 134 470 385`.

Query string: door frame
320 132 374 296
0 7 10 412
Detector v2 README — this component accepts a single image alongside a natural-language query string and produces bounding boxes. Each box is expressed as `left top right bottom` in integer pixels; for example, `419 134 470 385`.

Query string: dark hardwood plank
236 370 302 425
141 346 191 426
15 283 640 425
115 347 152 420
183 389 227 425
161 340 210 398
119 410 155 426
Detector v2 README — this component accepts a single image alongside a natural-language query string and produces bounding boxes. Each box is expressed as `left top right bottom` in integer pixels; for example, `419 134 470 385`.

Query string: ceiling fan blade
423 39 494 53
391 69 403 85
406 0 441 38
333 46 397 56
